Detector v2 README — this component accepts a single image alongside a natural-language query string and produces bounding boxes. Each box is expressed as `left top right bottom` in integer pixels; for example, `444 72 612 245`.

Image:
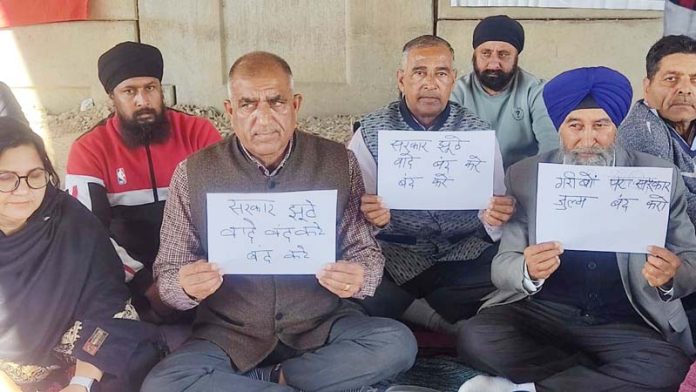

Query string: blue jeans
141 316 417 392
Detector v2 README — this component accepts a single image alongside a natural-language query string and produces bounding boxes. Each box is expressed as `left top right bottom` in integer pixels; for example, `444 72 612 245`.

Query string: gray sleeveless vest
360 100 495 284
186 131 360 371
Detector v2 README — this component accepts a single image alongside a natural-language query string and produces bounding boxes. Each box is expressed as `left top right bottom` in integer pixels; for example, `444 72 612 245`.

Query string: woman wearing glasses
0 118 164 392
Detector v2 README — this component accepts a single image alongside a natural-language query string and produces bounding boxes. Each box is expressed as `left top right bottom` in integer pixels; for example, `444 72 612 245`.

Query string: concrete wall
437 0 663 103
1 0 138 117
140 0 432 117
0 0 663 118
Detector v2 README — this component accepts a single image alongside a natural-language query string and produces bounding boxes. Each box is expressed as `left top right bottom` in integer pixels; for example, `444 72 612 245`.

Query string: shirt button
275 312 284 321
588 292 599 300
268 181 276 189
587 262 597 270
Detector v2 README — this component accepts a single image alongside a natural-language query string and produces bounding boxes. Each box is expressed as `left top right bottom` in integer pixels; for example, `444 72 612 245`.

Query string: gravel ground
42 103 360 181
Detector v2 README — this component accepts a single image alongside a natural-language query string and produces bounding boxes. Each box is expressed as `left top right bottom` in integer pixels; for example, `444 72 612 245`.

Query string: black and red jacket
65 109 222 284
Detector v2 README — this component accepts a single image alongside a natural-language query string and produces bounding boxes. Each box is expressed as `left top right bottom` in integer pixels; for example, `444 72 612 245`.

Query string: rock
80 98 95 112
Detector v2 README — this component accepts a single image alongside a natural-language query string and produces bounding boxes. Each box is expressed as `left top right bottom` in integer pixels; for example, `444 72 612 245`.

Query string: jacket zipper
145 145 159 202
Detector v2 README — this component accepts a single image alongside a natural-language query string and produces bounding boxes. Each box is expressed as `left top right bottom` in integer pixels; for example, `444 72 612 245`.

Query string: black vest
535 250 642 324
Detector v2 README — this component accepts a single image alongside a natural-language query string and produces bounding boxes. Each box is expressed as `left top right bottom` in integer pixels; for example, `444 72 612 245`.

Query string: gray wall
1 0 662 117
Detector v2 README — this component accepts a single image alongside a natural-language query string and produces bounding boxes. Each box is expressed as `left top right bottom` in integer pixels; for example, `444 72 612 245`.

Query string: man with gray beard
457 67 696 392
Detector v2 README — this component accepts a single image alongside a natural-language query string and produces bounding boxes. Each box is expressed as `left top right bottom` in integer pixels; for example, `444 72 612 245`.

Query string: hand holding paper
316 262 364 298
179 260 223 301
483 196 516 226
643 246 682 288
524 241 563 281
360 194 390 228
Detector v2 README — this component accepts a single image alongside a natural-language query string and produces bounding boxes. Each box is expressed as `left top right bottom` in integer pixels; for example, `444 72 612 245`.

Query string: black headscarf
0 186 158 375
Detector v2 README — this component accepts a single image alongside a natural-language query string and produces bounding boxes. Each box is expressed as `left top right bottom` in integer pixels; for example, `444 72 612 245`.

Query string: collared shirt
648 107 696 156
238 133 295 177
155 142 384 310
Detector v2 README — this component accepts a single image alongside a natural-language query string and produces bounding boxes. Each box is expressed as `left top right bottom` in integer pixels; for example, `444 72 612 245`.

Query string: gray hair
227 51 295 98
400 35 455 69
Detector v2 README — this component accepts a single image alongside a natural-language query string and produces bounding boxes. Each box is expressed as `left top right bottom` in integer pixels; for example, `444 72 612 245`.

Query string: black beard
118 108 171 148
473 59 518 92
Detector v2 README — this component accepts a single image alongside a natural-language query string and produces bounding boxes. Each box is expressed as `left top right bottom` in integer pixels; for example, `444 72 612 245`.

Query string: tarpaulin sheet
0 0 89 28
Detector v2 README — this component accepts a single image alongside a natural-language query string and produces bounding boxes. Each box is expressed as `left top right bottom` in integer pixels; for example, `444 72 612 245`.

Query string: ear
223 99 234 116
642 77 651 103
292 93 303 113
397 69 406 95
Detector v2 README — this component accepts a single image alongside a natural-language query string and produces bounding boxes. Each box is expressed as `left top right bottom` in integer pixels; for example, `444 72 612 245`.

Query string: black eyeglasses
0 168 50 193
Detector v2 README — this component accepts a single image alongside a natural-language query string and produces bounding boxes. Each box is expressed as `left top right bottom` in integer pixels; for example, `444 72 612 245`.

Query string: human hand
316 262 364 298
179 260 223 301
643 246 681 288
360 194 390 228
482 196 516 226
524 241 563 280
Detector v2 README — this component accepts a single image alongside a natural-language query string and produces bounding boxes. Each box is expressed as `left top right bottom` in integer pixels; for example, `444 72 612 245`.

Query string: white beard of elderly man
458 66 696 392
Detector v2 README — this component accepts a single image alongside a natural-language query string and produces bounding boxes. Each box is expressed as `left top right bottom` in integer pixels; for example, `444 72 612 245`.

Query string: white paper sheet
207 190 337 274
377 130 496 210
450 0 663 10
536 163 672 253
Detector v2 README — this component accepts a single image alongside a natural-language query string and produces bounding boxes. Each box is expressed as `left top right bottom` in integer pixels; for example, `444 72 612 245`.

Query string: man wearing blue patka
457 67 696 392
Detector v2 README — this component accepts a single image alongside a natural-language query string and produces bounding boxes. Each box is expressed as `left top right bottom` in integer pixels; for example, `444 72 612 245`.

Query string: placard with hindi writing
207 190 337 275
377 130 496 210
536 163 673 253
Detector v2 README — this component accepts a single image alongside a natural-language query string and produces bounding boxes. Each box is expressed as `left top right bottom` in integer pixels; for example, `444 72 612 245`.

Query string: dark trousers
457 298 691 392
359 243 498 323
141 315 417 392
683 293 696 345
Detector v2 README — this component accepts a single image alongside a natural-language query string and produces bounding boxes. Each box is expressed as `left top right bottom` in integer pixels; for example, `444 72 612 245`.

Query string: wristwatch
69 376 95 392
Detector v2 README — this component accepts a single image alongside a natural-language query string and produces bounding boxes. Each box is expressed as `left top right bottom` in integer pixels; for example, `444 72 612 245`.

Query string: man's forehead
475 41 517 53
406 46 453 68
656 53 696 74
114 76 160 90
231 75 291 98
565 108 613 122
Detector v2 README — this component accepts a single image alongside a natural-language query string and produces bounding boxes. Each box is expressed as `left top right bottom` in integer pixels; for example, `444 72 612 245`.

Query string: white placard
377 130 496 210
536 163 672 253
207 190 337 274
450 0 663 10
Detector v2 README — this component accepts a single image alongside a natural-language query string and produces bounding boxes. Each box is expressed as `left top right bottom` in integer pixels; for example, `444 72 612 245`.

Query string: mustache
481 70 504 77
562 146 615 166
134 108 158 117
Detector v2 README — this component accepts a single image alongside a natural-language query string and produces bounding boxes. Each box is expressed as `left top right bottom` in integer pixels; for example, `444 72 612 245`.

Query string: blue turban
542 66 633 130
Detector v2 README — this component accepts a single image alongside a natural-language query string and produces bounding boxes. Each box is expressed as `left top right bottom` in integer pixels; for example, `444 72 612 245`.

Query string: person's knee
140 340 222 392
645 347 691 389
369 318 418 375
456 316 499 364
140 362 173 392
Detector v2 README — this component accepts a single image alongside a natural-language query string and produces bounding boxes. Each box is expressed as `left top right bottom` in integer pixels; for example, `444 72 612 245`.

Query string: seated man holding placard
141 51 417 392
457 66 696 392
348 35 513 333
